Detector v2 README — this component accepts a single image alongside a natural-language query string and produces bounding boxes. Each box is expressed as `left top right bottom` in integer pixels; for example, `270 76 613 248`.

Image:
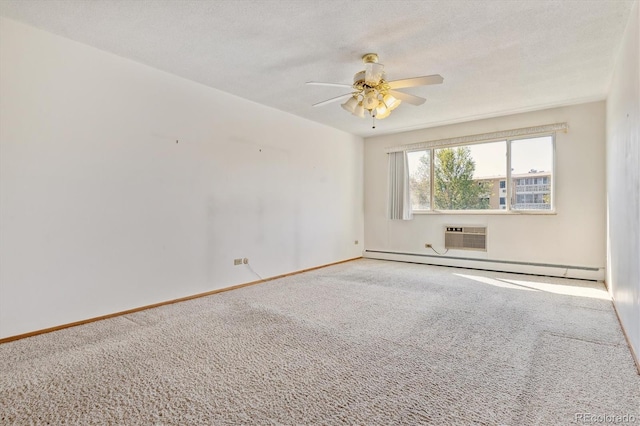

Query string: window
407 150 430 210
511 136 553 210
405 135 554 212
432 142 505 210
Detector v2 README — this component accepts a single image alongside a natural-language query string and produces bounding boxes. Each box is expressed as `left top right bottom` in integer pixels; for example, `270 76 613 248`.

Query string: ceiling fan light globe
341 96 359 113
376 108 392 119
363 92 379 110
353 102 365 118
376 103 388 117
383 93 401 110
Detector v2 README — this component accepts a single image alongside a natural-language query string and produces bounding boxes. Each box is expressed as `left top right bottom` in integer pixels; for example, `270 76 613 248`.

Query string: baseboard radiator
363 249 603 281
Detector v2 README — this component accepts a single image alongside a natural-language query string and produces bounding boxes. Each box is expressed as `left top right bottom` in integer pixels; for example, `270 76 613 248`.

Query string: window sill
411 210 557 216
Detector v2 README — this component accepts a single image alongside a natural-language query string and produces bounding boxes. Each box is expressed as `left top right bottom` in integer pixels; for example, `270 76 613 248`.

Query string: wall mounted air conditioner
445 226 487 251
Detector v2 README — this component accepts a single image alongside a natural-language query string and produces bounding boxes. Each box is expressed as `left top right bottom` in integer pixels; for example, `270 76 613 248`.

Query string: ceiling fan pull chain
372 115 376 129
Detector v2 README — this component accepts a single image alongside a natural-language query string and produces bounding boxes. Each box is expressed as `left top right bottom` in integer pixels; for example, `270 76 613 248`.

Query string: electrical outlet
425 243 432 248
242 258 249 264
234 258 243 265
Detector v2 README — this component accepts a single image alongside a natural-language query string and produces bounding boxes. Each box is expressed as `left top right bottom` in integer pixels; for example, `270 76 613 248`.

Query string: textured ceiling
0 0 635 137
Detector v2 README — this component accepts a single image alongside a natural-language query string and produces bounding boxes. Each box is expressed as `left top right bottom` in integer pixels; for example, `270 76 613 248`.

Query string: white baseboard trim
364 250 604 281
0 257 363 343
610 295 640 375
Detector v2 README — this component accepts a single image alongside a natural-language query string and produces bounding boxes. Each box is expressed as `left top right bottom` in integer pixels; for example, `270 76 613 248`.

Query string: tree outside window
434 147 491 210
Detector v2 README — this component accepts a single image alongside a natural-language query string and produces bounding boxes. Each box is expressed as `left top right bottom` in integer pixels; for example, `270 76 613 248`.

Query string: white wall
0 18 364 339
364 102 606 280
606 1 639 365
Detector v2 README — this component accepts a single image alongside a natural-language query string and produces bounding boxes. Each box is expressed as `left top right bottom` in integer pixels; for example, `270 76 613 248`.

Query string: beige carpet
1 259 639 425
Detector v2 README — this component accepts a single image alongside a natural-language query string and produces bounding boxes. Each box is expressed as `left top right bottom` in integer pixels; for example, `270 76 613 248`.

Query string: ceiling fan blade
312 93 353 107
306 81 353 89
388 74 444 90
389 90 426 106
365 63 384 85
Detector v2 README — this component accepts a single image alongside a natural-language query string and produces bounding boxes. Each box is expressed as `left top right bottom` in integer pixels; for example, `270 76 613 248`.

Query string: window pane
434 141 506 210
407 150 430 210
511 136 553 210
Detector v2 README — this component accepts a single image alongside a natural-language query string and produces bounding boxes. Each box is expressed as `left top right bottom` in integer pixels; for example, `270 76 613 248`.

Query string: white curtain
388 151 413 220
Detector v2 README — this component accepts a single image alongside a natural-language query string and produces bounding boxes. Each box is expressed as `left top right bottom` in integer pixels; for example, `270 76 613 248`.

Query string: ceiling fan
307 53 443 125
